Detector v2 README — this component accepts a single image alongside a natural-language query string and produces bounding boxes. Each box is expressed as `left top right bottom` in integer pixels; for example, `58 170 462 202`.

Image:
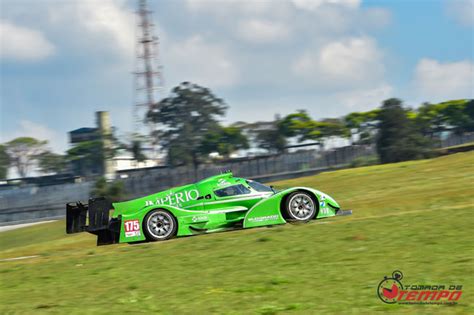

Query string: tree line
146 82 473 167
0 136 118 179
1 81 473 179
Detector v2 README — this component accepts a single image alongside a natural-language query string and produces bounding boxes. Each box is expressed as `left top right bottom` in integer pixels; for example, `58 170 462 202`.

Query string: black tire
143 209 177 241
284 191 317 222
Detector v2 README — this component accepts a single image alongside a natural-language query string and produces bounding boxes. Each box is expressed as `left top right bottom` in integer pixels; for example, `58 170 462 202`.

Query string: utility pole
133 0 163 157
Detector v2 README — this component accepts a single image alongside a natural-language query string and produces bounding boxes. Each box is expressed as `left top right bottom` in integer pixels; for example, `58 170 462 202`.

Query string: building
69 111 161 178
69 127 100 144
68 111 114 178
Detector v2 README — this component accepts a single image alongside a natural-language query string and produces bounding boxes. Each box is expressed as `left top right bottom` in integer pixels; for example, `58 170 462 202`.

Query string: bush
350 155 380 168
376 98 434 163
91 177 124 202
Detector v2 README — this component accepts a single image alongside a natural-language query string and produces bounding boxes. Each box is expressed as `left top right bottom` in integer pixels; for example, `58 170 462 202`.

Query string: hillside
1 152 473 314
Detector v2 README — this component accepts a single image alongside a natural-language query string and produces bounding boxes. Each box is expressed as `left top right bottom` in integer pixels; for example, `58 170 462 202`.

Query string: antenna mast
133 0 164 144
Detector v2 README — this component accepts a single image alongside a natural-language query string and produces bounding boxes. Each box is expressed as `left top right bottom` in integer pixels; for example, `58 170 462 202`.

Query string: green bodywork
111 172 342 244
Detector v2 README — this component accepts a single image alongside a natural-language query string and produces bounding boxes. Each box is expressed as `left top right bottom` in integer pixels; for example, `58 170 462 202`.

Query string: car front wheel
284 191 317 221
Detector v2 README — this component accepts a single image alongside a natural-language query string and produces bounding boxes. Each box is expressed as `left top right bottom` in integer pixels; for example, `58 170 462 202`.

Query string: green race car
66 172 351 245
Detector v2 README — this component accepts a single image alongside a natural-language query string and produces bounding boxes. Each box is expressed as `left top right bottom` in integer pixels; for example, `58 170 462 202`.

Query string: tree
318 118 350 140
124 134 147 167
255 126 287 154
462 99 474 133
147 82 228 169
0 145 10 179
278 110 350 147
279 110 317 141
255 128 287 153
412 99 474 140
130 140 146 163
67 140 114 176
5 137 47 178
201 126 249 158
37 151 67 175
439 99 474 135
344 109 380 144
414 102 447 139
376 98 432 163
91 177 124 202
67 128 119 176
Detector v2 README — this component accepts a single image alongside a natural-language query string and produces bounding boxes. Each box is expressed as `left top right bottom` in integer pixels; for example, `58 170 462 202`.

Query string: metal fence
0 182 92 225
118 145 374 198
439 133 474 148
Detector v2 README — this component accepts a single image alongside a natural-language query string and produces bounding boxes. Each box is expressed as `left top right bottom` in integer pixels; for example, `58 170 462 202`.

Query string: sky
1 0 473 154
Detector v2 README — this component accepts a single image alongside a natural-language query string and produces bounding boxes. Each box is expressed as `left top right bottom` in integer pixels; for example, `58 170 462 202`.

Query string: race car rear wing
66 197 121 246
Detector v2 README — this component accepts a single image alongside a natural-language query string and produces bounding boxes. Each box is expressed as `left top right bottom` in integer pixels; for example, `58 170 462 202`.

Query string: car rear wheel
143 210 177 241
284 191 317 221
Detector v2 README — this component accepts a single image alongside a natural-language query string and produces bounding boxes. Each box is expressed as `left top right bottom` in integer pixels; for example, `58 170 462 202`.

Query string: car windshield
214 184 251 197
246 180 274 193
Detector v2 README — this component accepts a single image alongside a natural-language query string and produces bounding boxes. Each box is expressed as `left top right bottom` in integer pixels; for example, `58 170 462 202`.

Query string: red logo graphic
124 220 141 237
383 284 399 299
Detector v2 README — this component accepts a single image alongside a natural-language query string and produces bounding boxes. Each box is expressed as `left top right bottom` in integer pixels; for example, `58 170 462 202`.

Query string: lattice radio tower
133 0 164 146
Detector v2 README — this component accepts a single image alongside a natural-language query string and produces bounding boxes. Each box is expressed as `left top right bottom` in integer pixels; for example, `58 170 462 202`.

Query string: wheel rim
288 193 315 220
147 212 174 239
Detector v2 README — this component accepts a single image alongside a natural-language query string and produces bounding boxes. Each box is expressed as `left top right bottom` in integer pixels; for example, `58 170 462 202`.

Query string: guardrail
0 203 65 226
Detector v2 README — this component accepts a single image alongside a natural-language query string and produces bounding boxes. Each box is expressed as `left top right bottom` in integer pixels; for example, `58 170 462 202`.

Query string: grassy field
1 152 473 314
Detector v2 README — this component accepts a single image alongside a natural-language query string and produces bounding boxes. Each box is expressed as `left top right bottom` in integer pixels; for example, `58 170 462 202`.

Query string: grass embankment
1 152 473 314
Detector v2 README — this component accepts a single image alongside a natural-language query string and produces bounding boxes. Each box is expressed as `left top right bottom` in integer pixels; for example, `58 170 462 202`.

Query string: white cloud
186 0 273 15
333 84 393 111
446 0 474 26
74 0 135 57
0 20 55 61
0 120 67 154
1 0 138 61
185 0 387 38
292 36 385 88
1 0 395 142
291 0 360 11
46 0 136 58
362 7 392 29
414 58 474 101
165 35 239 88
237 19 290 43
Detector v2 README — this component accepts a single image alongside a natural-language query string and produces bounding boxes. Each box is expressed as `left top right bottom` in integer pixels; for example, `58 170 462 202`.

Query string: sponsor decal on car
145 189 200 207
124 219 141 237
248 214 279 222
320 194 326 207
192 215 209 222
320 207 330 215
